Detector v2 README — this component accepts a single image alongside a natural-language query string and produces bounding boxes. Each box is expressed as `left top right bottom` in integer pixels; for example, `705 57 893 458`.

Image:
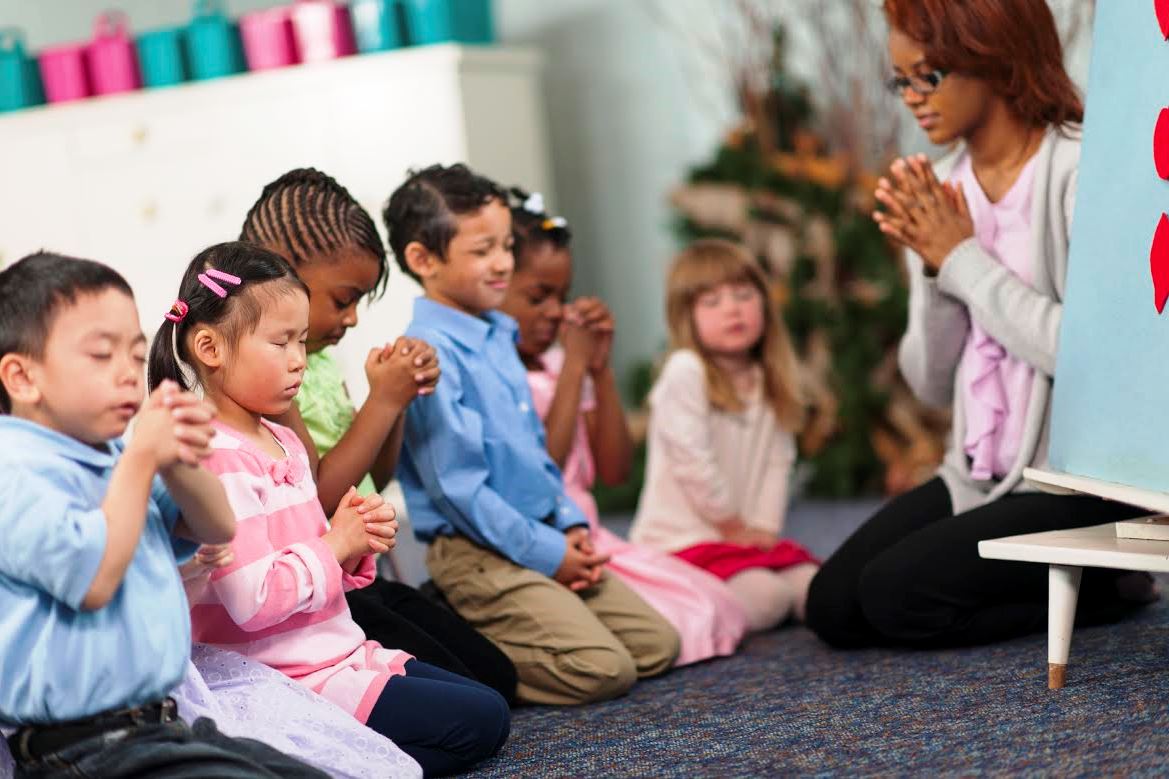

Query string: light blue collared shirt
399 297 588 577
0 417 196 725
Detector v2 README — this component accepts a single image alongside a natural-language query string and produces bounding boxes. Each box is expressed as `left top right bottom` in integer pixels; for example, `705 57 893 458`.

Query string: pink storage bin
39 42 90 103
239 6 299 71
290 1 357 63
87 11 141 95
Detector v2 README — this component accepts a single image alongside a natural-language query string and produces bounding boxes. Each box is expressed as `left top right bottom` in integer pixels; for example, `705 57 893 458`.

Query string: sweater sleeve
648 351 738 523
206 450 342 633
930 147 1077 377
936 238 1063 376
896 249 971 408
342 554 378 592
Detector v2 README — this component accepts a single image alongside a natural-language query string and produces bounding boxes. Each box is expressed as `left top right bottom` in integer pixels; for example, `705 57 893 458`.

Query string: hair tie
542 216 568 230
522 192 546 215
198 268 242 299
164 300 189 323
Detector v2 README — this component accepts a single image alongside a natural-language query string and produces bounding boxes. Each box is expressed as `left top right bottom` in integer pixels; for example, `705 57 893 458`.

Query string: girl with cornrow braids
183 168 518 703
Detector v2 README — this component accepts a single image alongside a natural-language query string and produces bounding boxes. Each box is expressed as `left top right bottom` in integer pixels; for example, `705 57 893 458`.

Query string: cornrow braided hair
240 167 389 298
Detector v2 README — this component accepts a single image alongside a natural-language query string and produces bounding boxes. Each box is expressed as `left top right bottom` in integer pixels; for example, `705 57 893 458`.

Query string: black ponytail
507 186 572 273
148 242 308 392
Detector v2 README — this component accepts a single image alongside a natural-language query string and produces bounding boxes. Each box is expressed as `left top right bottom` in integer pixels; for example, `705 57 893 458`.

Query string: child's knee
557 645 639 703
449 687 512 763
632 614 681 677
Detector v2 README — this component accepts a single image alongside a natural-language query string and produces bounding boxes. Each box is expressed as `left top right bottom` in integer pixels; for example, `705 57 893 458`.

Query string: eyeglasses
885 69 948 96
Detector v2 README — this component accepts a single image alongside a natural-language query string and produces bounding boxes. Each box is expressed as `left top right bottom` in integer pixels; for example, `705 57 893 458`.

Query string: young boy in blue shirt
385 165 679 706
0 252 326 778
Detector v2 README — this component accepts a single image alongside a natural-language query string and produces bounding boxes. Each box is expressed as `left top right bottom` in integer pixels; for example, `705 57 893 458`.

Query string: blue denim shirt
399 297 588 576
0 417 196 725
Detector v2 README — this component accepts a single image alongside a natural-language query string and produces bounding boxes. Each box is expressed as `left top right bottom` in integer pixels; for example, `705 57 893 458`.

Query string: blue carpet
464 500 1169 777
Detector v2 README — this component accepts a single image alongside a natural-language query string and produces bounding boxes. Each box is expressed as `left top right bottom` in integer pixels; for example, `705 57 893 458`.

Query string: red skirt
674 540 817 581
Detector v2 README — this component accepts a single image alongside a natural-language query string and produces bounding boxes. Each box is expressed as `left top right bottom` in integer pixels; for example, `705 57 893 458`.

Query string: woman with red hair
805 0 1154 649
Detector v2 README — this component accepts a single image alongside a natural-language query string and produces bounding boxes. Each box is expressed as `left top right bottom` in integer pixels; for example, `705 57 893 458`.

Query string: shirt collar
411 297 518 351
0 416 121 469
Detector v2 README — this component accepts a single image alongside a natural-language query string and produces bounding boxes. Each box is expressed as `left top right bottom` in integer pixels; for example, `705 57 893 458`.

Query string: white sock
727 563 820 632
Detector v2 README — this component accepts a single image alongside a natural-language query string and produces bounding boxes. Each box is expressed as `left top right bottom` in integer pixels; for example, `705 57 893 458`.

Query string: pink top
190 419 410 723
953 153 1039 480
526 346 598 524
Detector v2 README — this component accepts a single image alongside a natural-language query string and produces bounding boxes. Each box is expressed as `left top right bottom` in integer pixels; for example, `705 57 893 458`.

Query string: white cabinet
0 43 554 403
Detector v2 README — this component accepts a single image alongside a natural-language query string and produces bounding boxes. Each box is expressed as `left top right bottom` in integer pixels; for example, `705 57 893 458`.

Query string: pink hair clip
164 300 189 323
198 268 242 299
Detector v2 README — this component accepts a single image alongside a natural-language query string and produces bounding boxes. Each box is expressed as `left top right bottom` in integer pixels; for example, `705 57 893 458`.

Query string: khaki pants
427 534 681 705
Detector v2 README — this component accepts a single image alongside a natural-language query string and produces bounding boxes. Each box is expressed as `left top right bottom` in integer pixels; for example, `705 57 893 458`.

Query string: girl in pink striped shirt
148 242 510 777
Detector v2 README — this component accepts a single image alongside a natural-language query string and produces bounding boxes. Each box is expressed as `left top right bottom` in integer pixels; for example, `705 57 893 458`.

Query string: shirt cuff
518 523 569 579
342 554 378 592
550 496 589 532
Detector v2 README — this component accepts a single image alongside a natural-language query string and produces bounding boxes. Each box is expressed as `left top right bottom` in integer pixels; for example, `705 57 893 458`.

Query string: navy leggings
366 660 510 777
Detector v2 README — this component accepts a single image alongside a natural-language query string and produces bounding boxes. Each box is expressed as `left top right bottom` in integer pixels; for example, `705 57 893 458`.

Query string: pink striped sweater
190 419 410 723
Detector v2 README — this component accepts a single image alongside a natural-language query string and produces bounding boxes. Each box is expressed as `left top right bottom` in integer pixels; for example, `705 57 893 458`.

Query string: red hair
883 0 1083 128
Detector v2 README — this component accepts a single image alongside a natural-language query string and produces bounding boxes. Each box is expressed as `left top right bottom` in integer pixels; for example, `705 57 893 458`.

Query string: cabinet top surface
0 44 542 133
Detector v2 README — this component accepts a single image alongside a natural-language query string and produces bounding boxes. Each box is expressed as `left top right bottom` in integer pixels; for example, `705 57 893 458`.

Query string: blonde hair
665 238 806 432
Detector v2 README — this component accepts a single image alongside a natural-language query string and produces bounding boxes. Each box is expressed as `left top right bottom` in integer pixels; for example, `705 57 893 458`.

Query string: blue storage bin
137 27 187 88
0 28 43 113
352 0 406 53
402 0 494 46
185 0 243 80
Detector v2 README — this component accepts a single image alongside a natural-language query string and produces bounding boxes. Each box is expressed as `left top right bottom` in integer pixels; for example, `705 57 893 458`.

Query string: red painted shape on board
1158 0 1169 40
1152 213 1169 313
1156 108 1169 180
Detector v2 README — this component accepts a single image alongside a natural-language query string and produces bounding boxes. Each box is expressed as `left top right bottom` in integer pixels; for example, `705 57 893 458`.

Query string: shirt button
519 402 529 413
560 506 570 514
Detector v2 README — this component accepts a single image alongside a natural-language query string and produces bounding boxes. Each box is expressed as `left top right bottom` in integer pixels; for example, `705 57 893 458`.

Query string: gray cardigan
898 124 1081 513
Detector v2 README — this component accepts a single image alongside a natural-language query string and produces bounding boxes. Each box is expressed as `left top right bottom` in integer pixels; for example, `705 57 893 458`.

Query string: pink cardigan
190 419 409 723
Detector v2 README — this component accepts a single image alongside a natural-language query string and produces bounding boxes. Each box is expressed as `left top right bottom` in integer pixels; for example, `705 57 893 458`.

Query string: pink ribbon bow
268 457 307 486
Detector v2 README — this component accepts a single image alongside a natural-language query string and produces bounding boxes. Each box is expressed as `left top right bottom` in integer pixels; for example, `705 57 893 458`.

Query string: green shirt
298 350 378 496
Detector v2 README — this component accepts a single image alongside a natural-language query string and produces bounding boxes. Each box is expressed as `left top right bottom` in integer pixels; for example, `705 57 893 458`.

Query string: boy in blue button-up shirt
0 252 325 778
387 165 679 706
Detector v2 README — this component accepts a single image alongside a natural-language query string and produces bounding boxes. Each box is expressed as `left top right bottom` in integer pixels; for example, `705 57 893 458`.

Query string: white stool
978 468 1169 689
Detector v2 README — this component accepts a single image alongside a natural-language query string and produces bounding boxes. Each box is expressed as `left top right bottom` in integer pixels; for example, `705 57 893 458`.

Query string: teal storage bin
185 0 243 80
452 0 493 44
0 28 43 113
403 0 494 46
352 0 406 53
137 27 187 87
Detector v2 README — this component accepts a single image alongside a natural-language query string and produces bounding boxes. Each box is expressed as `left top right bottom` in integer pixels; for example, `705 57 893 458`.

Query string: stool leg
1048 564 1082 690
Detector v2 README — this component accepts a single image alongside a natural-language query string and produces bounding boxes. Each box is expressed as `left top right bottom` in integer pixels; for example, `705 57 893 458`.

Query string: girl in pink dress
147 241 509 778
499 189 749 665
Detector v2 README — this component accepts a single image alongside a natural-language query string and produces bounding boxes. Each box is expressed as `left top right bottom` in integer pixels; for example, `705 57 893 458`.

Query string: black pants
346 578 518 703
10 716 326 779
805 478 1151 649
